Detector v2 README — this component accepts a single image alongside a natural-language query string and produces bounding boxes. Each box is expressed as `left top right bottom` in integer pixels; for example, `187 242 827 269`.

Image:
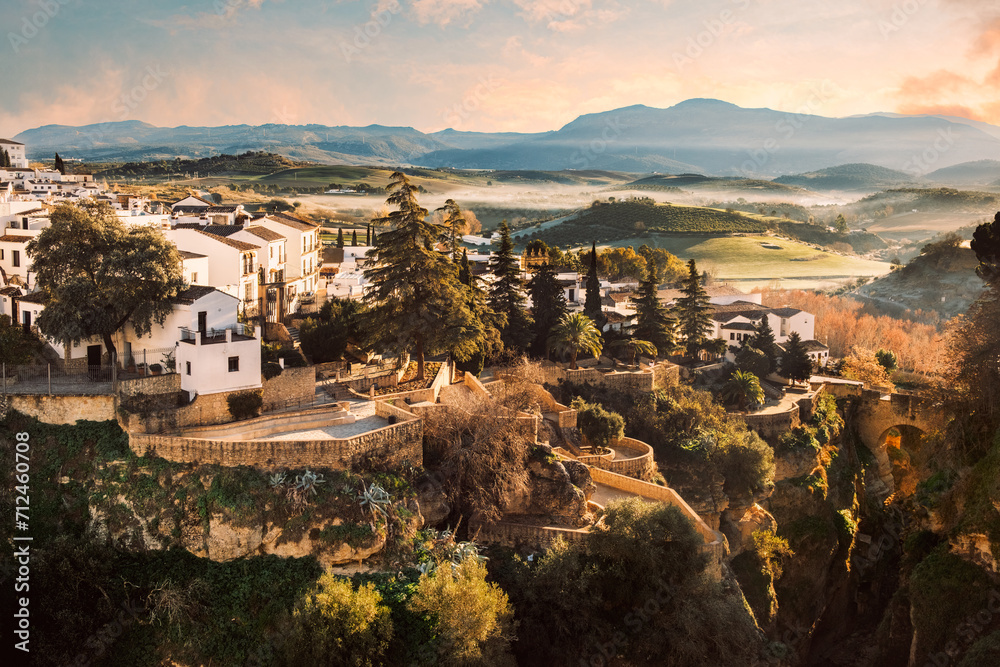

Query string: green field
597 234 891 288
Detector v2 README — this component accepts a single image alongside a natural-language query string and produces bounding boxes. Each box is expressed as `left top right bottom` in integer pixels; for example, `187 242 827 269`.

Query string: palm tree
609 337 657 367
721 370 765 412
548 312 603 369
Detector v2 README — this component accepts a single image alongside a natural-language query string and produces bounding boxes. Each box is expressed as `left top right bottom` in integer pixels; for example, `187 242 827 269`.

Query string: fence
1 363 116 395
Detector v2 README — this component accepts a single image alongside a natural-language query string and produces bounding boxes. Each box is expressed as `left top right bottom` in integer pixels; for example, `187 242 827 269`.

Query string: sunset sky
2 0 999 135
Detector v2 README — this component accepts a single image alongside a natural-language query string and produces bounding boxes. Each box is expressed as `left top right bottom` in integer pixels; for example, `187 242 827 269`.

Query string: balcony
180 323 256 345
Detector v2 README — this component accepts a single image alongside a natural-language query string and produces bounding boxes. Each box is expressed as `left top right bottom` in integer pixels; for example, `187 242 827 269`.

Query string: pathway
260 399 387 441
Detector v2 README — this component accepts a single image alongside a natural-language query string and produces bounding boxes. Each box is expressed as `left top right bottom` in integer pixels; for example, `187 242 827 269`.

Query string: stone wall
741 403 801 440
120 389 246 434
9 394 116 425
261 366 316 410
585 437 656 480
541 361 680 395
129 416 423 471
177 404 353 441
118 373 181 399
471 521 590 550
342 371 398 393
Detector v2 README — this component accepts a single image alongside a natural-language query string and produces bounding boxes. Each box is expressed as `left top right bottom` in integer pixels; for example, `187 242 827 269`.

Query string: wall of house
165 229 242 288
181 255 211 286
177 335 261 397
9 394 116 424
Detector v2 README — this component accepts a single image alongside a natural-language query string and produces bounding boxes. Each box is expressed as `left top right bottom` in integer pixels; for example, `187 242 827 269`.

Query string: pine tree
748 315 779 375
438 199 466 260
527 262 568 358
779 332 813 385
488 221 533 354
1 150 9 168
458 248 472 286
352 230 358 246
366 224 371 246
584 241 602 322
54 152 65 175
632 263 676 357
363 171 489 380
336 228 344 248
676 259 713 358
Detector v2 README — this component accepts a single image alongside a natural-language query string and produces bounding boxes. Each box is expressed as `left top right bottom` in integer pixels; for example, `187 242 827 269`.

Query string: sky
2 0 999 136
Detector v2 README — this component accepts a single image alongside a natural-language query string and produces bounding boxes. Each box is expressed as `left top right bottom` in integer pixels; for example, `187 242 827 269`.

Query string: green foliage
971 211 1000 284
262 361 283 380
547 312 603 368
409 555 515 666
910 545 995 663
584 240 603 322
676 258 713 357
226 389 263 421
0 313 41 364
730 529 793 623
283 574 394 667
527 262 568 358
488 220 534 354
720 369 765 411
319 523 375 547
916 469 958 510
571 397 625 449
26 201 186 358
777 426 821 453
959 630 1000 667
711 429 775 500
632 262 677 355
833 509 858 546
778 331 813 384
875 348 899 374
299 297 365 363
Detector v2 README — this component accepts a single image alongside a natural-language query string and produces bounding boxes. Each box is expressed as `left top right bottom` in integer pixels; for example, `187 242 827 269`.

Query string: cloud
141 0 272 33
410 0 487 26
510 0 627 32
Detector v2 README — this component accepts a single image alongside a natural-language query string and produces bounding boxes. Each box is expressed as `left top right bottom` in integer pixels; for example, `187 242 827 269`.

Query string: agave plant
357 482 391 522
294 469 325 496
268 471 287 489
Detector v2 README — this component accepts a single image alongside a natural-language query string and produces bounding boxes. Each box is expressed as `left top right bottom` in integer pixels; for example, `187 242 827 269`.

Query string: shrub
571 397 625 449
227 390 263 421
262 361 283 380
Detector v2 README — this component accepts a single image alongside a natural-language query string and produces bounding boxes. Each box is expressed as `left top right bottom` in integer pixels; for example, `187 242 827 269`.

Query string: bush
227 390 263 421
262 361 283 380
571 397 625 449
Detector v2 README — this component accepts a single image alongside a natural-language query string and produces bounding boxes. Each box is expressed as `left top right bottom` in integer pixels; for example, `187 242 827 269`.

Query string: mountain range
13 99 1000 179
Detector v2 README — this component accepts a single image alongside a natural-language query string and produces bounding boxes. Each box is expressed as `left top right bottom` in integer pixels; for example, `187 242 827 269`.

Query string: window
729 333 735 340
269 246 273 258
0 249 4 260
12 250 19 267
190 272 198 283
186 361 191 375
228 356 240 372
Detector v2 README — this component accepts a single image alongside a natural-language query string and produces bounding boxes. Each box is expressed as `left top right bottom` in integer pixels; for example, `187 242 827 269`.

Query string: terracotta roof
193 228 259 251
174 285 223 304
258 212 319 231
242 226 285 242
18 291 47 304
0 286 21 296
0 235 33 243
200 225 244 238
603 311 630 324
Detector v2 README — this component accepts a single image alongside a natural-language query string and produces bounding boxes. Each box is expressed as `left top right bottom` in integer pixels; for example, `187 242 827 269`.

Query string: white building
0 139 28 168
164 228 260 312
246 213 320 311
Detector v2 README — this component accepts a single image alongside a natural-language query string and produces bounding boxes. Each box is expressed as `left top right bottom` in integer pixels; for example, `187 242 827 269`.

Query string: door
197 311 207 335
87 344 102 380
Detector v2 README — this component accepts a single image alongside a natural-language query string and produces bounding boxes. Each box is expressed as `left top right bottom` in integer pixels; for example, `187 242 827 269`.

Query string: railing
179 323 255 343
1 363 116 395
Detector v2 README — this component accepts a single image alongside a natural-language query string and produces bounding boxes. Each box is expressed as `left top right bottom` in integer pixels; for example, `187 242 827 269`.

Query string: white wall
177 333 262 396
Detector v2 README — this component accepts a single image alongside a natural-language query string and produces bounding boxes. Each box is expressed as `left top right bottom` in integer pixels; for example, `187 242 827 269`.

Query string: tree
734 344 770 378
0 314 39 365
572 396 625 449
583 241 603 323
26 202 185 361
283 573 393 666
834 214 848 234
487 221 533 354
633 263 676 356
54 152 65 175
366 224 371 245
299 297 365 363
609 337 657 366
409 555 515 666
437 199 466 260
841 346 894 389
875 348 898 374
747 316 779 375
971 212 1000 284
363 172 486 380
2 149 10 168
337 227 345 248
676 259 713 358
527 262 567 358
779 332 813 385
721 369 765 412
548 312 602 369
351 229 358 246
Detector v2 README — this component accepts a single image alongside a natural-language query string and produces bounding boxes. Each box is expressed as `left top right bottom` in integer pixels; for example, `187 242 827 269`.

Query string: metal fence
1 363 116 396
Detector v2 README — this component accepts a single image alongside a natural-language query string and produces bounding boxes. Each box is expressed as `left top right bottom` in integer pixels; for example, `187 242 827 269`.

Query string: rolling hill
15 100 1000 176
773 163 918 192
925 160 1000 187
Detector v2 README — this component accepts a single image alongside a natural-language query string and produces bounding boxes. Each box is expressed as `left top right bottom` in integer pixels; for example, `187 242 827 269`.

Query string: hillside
854 188 1000 213
925 159 1000 187
856 237 985 319
95 151 308 178
774 163 918 191
619 173 810 194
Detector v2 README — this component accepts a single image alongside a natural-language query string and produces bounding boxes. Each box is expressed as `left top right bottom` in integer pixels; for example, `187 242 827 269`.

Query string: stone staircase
286 326 301 344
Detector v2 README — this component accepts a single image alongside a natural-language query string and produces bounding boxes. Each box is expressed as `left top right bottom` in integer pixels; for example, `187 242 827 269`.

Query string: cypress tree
632 263 676 357
363 172 490 380
438 199 466 260
528 262 568 358
336 228 344 248
351 230 358 246
2 150 9 168
458 248 472 286
366 224 371 246
54 153 65 175
487 220 534 354
676 259 713 358
779 332 813 385
748 315 779 375
584 241 603 322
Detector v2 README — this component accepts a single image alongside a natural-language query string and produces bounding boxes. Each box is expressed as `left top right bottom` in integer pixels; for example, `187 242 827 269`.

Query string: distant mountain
15 100 1000 176
417 100 1000 176
925 160 1000 187
773 163 918 192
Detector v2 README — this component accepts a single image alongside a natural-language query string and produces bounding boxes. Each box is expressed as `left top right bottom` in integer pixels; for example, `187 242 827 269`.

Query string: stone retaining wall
118 373 181 399
261 366 316 410
470 521 590 550
741 402 801 440
590 437 656 480
129 413 422 471
9 394 116 425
